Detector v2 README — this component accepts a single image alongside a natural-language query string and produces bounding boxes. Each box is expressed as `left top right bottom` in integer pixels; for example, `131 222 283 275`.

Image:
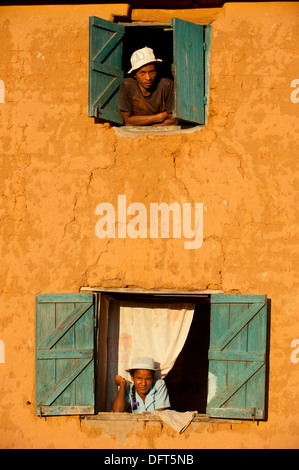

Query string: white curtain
106 300 194 411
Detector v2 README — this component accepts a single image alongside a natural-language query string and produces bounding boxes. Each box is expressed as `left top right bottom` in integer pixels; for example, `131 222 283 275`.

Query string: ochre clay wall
0 2 298 449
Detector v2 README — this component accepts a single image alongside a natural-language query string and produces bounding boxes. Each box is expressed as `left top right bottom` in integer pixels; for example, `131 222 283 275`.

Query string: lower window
35 290 269 421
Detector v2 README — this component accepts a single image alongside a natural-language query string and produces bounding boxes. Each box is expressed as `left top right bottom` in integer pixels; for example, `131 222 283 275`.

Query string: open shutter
35 293 96 416
171 18 205 124
88 16 125 125
207 295 268 420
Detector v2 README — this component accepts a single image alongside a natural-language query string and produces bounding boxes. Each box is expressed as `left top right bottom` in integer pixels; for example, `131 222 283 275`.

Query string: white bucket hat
125 356 159 372
128 47 162 74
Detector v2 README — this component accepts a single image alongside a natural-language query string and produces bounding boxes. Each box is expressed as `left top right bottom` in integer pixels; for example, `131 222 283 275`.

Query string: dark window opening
164 301 210 413
122 25 174 81
95 293 210 413
121 25 200 129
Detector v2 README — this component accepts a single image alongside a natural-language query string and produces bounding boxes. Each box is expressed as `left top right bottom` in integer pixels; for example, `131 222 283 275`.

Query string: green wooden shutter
171 18 205 124
88 16 125 125
207 295 268 420
35 293 96 416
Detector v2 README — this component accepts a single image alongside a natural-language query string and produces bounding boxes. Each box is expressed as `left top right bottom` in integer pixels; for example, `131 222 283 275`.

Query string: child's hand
115 375 126 386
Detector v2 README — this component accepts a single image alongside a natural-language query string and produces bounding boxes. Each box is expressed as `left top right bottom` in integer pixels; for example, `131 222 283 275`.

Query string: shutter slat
210 294 266 303
37 349 93 359
226 302 248 410
92 62 124 79
37 293 93 303
38 405 94 416
206 407 264 420
208 351 265 362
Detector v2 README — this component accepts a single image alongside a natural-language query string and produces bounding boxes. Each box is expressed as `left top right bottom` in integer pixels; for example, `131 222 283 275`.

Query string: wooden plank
37 293 93 303
80 286 222 295
37 349 93 359
38 303 93 350
118 23 171 28
207 302 228 404
54 302 75 406
93 76 123 110
93 31 124 64
97 296 110 411
226 303 247 411
85 412 243 424
35 301 56 414
211 294 266 303
75 301 95 407
206 407 263 420
208 351 265 362
92 61 124 79
38 358 92 406
121 126 181 132
209 303 265 351
246 305 267 411
204 25 211 124
91 15 125 33
38 405 94 416
207 362 264 409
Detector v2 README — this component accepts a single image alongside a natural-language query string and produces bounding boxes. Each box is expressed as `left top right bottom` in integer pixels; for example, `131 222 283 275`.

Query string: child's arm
111 375 130 412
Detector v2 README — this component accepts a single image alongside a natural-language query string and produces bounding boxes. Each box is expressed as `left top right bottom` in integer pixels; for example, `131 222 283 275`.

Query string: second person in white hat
119 47 178 127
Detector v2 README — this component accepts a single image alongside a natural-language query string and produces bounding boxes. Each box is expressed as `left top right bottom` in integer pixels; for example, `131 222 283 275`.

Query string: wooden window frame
89 287 217 414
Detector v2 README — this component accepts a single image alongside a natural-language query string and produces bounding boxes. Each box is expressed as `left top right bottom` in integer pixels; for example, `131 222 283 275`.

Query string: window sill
113 125 204 138
84 412 242 424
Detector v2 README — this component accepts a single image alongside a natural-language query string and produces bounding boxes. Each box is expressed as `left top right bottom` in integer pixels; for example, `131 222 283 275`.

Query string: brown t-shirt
119 77 174 116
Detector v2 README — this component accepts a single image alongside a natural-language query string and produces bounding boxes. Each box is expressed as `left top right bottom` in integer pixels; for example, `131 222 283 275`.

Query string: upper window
88 16 210 128
35 292 268 421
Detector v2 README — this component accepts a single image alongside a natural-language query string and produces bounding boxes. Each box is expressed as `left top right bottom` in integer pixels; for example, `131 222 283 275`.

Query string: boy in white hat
119 47 178 127
112 356 171 413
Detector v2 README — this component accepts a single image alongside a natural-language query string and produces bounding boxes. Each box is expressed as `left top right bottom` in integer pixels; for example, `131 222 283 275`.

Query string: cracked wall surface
0 2 299 449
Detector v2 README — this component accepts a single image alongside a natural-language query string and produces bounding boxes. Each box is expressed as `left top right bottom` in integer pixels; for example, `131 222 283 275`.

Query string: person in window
119 47 178 127
111 356 171 413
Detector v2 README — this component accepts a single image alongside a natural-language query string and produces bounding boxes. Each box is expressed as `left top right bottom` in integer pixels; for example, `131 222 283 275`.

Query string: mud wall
0 2 298 449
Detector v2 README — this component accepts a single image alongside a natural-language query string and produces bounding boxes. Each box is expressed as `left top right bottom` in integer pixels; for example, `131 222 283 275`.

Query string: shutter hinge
94 316 97 329
203 96 207 105
203 42 207 51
